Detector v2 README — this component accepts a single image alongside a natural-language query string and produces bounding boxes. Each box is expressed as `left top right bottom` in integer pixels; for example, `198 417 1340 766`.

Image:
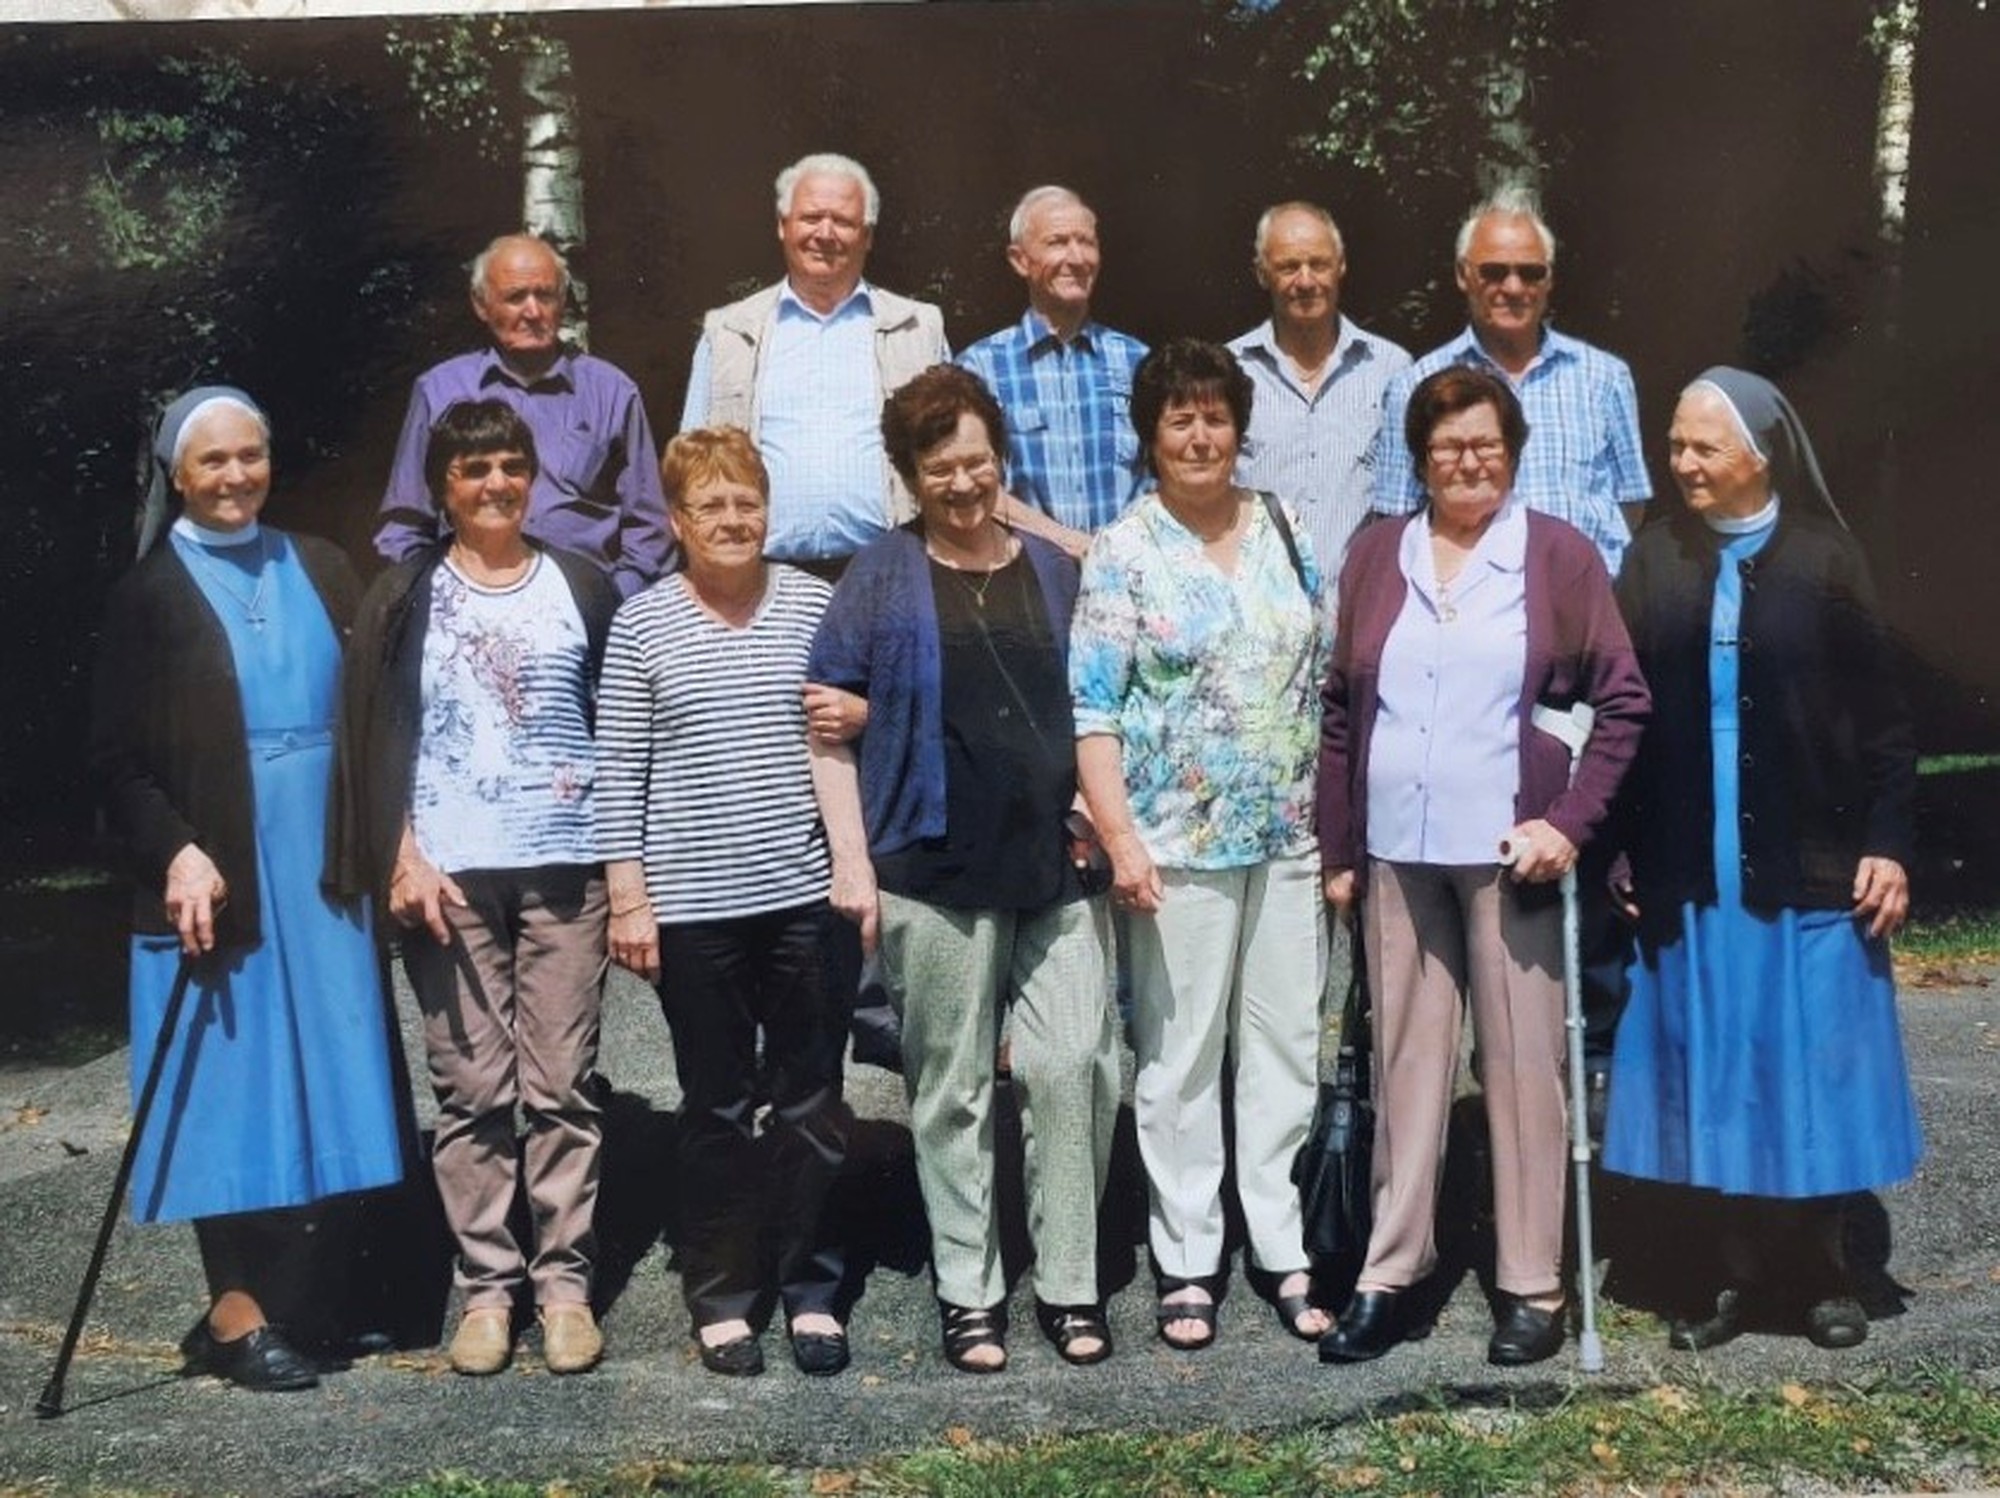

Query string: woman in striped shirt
598 426 861 1379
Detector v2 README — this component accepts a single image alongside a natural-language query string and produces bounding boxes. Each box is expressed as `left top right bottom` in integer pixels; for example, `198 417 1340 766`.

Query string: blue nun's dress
1603 512 1923 1198
126 526 403 1223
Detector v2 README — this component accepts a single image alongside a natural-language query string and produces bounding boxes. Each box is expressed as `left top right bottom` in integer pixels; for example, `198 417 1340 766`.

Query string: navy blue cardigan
1612 507 1915 918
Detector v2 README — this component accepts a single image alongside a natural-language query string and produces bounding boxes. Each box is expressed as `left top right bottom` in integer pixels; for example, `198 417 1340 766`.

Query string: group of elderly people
90 174 1922 1392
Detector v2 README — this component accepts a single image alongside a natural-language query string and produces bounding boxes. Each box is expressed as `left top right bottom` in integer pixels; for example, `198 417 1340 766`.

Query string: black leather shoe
1668 1287 1745 1352
696 1331 765 1377
1804 1296 1868 1350
1318 1289 1404 1363
181 1318 320 1392
789 1327 851 1377
1487 1296 1565 1366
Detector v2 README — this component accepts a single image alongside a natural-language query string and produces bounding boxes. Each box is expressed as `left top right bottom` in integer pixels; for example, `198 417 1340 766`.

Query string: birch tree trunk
520 34 589 349
1871 0 1919 545
1475 55 1544 197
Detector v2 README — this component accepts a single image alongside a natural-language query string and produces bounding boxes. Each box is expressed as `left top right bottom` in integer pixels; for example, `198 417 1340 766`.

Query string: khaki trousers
878 891 1118 1309
1127 849 1326 1281
1359 859 1568 1298
403 864 606 1309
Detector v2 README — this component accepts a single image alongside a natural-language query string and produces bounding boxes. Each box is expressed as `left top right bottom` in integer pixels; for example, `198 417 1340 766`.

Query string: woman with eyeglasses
809 365 1120 1374
1070 337 1333 1352
1315 364 1648 1367
595 426 859 1379
334 398 619 1379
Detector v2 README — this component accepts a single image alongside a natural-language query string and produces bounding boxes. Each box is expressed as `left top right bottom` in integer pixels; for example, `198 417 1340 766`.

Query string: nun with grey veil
1603 367 1922 1353
88 386 404 1391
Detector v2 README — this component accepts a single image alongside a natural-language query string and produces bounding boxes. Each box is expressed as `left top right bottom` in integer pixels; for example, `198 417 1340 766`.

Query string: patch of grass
384 1463 789 1498
2 866 117 895
1899 908 2000 966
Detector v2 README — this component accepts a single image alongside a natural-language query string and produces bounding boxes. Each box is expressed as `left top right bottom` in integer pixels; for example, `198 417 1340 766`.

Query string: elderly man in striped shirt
1228 201 1411 581
956 186 1149 560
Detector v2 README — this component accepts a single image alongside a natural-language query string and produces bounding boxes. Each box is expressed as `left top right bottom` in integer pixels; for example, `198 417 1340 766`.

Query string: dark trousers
1579 841 1632 1064
655 900 858 1328
194 1204 326 1331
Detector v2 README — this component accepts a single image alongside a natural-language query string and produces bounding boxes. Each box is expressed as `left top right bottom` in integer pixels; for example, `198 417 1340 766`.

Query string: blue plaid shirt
1370 326 1650 576
956 312 1148 533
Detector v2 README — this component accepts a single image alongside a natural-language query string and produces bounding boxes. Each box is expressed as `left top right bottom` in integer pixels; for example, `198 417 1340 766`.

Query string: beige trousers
1359 859 1568 1298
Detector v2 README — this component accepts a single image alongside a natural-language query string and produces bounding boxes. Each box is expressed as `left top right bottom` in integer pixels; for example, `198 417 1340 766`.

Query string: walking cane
37 954 198 1418
1503 703 1604 1373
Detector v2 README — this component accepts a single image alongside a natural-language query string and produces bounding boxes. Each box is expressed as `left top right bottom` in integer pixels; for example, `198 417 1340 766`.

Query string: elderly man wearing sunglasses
1369 185 1649 579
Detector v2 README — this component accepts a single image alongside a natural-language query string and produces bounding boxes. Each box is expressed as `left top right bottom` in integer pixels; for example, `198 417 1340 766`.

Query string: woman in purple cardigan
1315 366 1648 1367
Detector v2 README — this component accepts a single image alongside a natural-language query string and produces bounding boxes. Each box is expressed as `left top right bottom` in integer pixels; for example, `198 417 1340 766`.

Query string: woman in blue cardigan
810 365 1119 1374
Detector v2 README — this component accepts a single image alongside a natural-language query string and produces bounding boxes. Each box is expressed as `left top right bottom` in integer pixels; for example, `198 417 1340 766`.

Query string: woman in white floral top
1072 338 1333 1351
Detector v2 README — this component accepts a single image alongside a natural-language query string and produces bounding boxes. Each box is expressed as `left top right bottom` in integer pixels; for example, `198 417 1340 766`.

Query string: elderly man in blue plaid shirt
1371 186 1651 577
956 186 1148 559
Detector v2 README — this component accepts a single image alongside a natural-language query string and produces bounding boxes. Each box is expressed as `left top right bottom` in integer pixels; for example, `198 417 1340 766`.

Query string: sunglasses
1474 261 1550 286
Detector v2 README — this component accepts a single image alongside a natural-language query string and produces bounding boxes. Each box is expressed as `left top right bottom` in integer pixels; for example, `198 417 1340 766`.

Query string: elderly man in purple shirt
375 234 671 596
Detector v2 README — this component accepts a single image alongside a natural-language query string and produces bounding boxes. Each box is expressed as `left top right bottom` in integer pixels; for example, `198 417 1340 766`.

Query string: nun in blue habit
88 386 404 1390
1602 367 1923 1353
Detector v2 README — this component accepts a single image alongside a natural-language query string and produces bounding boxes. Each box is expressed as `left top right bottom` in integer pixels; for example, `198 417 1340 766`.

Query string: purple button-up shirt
375 346 671 597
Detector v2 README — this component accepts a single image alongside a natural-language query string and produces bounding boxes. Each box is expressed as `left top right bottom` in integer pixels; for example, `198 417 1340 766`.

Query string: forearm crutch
1509 702 1605 1373
37 954 197 1417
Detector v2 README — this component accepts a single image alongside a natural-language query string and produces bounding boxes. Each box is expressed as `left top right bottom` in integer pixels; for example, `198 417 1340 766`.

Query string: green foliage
83 50 250 272
384 16 534 160
1217 0 1571 196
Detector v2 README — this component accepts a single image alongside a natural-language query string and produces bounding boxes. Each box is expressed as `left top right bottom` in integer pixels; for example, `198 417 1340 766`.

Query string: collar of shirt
477 344 578 394
778 280 876 325
1022 308 1097 356
1405 492 1528 604
1451 323 1582 383
1238 315 1372 377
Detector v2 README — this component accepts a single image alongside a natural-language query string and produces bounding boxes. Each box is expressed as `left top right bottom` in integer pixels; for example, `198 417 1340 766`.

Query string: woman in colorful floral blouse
1072 337 1333 1351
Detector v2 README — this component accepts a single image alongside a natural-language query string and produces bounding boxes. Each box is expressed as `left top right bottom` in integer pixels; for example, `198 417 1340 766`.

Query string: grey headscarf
1683 366 1847 531
136 385 269 559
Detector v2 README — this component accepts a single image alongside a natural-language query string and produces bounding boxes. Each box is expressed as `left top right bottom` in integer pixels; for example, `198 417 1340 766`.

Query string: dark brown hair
1402 364 1529 469
424 399 540 502
1130 338 1254 472
880 365 1007 489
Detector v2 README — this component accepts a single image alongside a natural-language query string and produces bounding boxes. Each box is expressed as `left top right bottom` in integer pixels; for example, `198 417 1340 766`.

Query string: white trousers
1127 848 1326 1281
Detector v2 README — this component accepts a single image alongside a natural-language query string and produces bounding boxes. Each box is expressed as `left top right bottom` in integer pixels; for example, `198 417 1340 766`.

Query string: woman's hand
1852 856 1910 940
605 860 659 981
802 683 868 745
1501 819 1578 884
163 843 228 955
389 834 465 945
1323 867 1357 915
1105 828 1165 915
829 853 880 956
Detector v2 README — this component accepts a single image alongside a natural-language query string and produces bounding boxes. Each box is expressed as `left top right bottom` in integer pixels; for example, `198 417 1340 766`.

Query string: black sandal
1154 1272 1223 1351
1250 1267 1328 1343
1034 1299 1112 1366
939 1300 1008 1374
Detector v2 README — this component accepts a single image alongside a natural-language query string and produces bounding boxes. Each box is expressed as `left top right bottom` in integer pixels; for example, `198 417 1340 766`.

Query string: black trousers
654 900 858 1327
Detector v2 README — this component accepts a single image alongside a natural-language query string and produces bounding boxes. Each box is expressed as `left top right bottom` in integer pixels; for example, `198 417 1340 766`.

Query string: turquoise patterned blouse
1070 491 1331 870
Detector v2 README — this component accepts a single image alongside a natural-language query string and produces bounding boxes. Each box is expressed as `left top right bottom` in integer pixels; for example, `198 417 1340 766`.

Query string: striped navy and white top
595 564 833 922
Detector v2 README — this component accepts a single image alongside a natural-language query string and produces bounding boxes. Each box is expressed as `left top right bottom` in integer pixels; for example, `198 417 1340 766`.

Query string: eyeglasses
448 455 534 481
917 452 999 487
1473 261 1550 286
1426 438 1508 467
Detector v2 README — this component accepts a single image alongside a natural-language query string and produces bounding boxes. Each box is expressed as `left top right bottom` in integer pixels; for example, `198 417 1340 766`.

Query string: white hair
1454 184 1557 264
1008 185 1089 246
468 233 570 303
1252 200 1344 263
774 152 880 226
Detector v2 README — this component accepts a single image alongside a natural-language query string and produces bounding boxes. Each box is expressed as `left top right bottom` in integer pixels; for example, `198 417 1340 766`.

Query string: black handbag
1294 925 1374 1278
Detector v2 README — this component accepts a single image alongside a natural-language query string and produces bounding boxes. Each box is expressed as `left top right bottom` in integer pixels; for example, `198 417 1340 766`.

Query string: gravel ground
0 964 1995 1496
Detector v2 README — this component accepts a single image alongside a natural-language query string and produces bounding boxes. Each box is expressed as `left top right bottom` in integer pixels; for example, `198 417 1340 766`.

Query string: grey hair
1252 200 1344 263
468 233 570 304
1008 185 1089 245
774 152 880 226
1454 184 1557 264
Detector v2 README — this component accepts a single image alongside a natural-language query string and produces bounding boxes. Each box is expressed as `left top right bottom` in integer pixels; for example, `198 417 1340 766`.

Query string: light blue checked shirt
1370 325 1650 576
955 312 1148 534
682 284 899 563
1229 315 1411 577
